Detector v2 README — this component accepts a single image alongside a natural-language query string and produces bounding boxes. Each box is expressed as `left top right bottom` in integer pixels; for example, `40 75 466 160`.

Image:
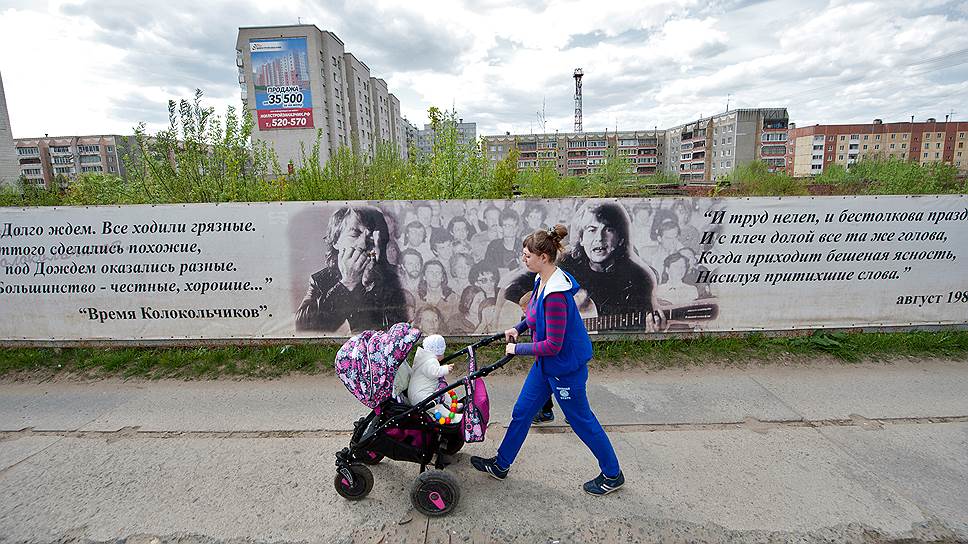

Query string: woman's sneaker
583 471 625 496
532 410 555 425
470 456 509 480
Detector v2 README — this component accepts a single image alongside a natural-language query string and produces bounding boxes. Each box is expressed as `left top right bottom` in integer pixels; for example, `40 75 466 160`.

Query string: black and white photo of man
295 206 409 333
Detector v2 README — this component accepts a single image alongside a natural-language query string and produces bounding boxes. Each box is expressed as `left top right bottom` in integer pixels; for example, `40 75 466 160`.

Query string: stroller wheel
353 449 385 465
410 470 460 517
334 464 373 501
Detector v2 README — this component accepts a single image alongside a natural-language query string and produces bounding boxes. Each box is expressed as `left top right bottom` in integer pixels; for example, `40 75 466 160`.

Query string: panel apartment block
237 25 407 169
15 135 126 189
483 130 665 178
664 108 788 183
369 77 392 151
0 72 19 185
786 118 968 176
343 52 374 157
388 93 407 160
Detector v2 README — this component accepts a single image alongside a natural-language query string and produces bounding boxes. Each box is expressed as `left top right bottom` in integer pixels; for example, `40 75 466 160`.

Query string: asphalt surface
0 358 966 543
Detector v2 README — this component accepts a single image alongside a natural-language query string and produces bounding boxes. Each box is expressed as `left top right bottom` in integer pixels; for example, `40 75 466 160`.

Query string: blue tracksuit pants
496 361 621 478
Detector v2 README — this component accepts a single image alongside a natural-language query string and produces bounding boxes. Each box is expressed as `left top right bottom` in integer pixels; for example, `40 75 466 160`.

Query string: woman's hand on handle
504 328 519 342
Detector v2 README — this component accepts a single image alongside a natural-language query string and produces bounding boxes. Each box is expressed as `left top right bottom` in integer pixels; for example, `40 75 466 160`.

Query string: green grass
1 330 966 380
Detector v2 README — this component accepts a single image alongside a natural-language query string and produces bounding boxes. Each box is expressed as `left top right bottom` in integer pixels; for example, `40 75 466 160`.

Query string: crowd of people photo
294 198 718 335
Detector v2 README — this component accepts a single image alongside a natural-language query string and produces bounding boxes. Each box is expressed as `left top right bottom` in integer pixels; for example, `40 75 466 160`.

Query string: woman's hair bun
551 224 568 241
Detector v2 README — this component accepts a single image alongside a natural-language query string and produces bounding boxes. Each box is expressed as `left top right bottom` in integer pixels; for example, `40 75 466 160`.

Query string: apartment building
483 130 665 178
414 120 478 157
14 135 127 189
388 94 407 160
786 118 968 176
664 108 789 183
0 71 18 185
236 25 408 169
399 117 418 158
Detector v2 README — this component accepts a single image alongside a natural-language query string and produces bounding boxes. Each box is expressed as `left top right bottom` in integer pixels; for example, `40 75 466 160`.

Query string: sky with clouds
2 0 967 139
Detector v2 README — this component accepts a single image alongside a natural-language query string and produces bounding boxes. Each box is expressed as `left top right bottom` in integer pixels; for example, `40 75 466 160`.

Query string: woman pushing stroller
470 224 651 496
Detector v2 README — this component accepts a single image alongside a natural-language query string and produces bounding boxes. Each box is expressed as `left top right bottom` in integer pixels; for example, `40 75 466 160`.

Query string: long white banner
0 196 965 342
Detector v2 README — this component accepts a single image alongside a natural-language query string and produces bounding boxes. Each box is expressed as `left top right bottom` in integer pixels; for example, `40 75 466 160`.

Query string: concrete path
0 358 966 543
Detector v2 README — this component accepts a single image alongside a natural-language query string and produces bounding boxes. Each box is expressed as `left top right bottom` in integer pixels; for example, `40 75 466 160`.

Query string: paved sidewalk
0 359 966 543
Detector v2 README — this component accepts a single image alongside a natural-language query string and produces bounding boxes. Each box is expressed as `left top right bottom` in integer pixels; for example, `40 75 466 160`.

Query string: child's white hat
423 334 446 357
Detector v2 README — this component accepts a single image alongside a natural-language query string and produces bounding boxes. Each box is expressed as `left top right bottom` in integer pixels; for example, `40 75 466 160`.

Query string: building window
924 153 929 158
891 134 896 140
902 144 907 149
875 134 880 140
839 155 844 160
890 143 895 149
17 147 39 156
863 135 869 140
839 135 846 141
935 152 940 158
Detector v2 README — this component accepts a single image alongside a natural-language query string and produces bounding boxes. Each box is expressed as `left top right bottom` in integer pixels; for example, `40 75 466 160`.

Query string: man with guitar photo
501 201 720 332
503 201 667 334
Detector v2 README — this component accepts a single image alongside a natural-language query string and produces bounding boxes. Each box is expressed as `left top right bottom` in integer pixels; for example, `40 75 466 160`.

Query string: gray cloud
308 3 473 75
7 1 968 137
108 93 170 131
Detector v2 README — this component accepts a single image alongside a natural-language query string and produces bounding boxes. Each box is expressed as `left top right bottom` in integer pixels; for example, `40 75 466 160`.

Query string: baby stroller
333 323 513 516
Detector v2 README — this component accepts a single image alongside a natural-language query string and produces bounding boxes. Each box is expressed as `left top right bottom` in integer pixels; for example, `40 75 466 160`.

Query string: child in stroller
333 323 513 516
402 334 462 424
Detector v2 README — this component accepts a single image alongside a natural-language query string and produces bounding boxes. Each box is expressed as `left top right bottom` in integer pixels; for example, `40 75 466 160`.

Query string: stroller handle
438 332 507 365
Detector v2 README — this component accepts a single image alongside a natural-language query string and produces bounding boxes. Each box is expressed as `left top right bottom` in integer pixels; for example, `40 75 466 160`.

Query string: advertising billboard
250 37 313 131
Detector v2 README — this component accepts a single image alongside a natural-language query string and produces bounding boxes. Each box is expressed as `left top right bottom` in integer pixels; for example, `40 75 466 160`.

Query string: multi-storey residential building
387 94 407 160
343 53 374 156
0 71 19 185
236 25 407 169
414 120 478 157
786 118 968 176
400 117 418 158
14 135 127 189
664 108 789 183
483 130 665 178
369 78 392 150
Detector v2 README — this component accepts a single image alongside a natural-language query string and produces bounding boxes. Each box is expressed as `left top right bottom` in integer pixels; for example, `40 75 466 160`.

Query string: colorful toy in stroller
333 323 513 516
